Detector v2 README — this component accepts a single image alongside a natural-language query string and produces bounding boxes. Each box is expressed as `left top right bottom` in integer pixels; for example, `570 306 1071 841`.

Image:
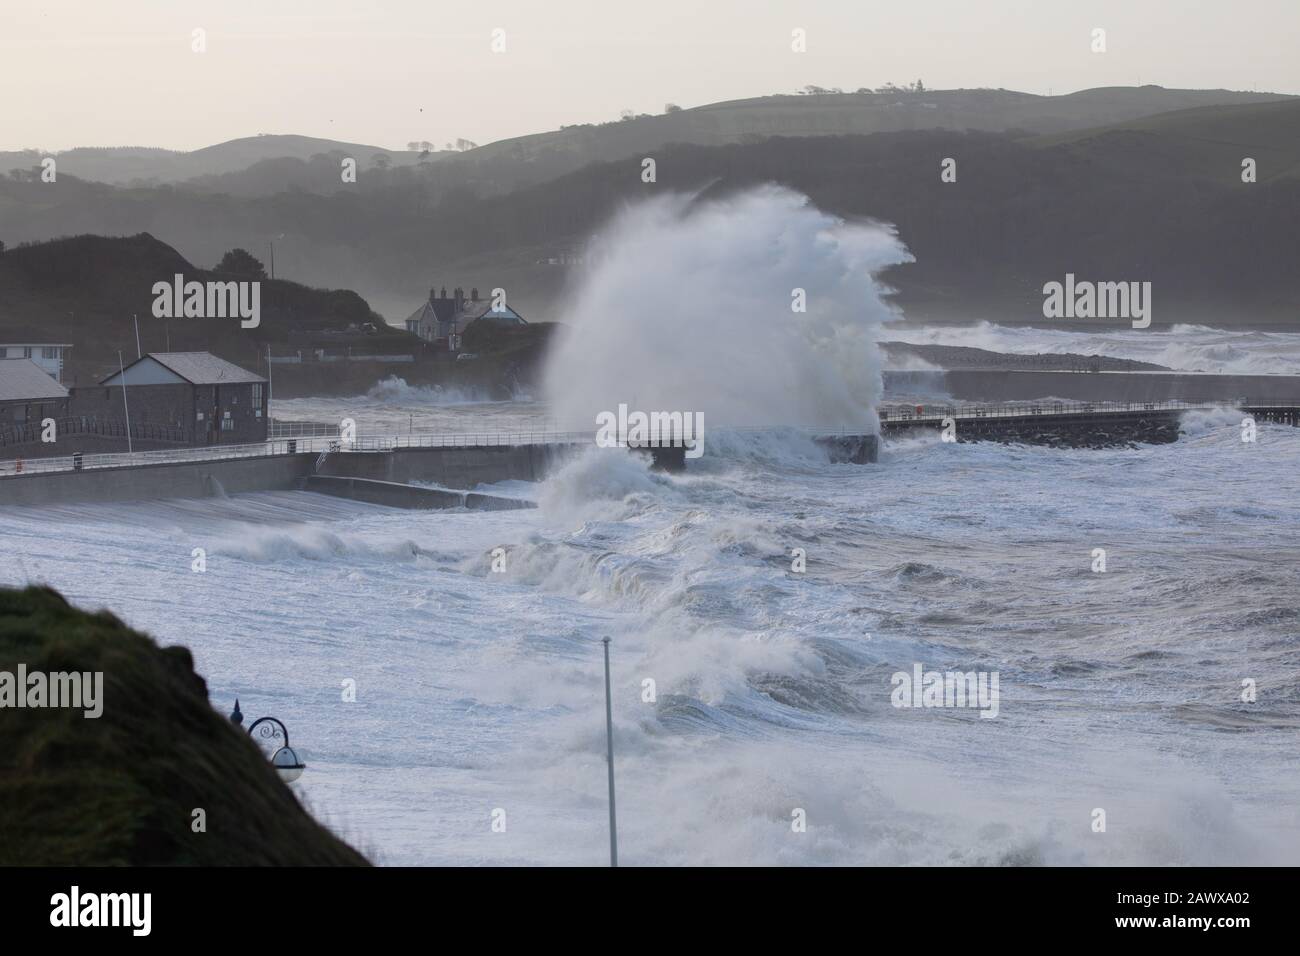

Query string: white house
0 343 74 383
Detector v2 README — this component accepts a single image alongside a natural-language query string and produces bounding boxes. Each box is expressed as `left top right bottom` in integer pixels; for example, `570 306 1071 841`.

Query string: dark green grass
0 585 368 866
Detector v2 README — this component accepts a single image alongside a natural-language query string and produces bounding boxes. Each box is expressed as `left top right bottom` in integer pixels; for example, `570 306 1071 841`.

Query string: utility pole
118 350 133 455
602 637 618 867
133 314 142 359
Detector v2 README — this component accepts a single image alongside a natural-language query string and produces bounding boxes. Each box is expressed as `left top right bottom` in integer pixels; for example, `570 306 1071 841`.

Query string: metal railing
875 399 1268 424
269 420 338 438
0 439 304 477
2 401 1292 478
0 430 599 478
0 416 189 448
348 430 595 450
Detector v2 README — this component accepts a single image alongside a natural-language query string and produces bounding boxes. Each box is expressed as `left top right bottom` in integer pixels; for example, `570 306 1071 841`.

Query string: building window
22 347 32 358
221 412 234 431
252 383 263 406
42 347 59 360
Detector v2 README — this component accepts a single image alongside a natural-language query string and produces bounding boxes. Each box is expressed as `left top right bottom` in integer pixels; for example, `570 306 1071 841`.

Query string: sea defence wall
641 434 878 472
878 404 1300 448
0 442 585 508
885 411 1182 449
883 369 1300 403
314 443 583 488
0 453 315 507
0 432 879 508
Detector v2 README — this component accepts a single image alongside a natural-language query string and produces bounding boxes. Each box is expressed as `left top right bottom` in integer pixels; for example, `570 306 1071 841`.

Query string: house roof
463 302 526 324
403 298 459 329
100 352 266 386
0 359 71 402
405 297 526 333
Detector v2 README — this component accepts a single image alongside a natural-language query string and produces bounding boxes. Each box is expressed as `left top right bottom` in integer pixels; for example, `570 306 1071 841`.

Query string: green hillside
0 585 368 866
426 85 1295 195
0 233 403 384
1030 99 1300 184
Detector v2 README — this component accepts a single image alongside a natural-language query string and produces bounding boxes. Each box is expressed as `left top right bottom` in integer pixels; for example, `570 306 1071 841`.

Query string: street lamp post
230 700 306 783
602 637 618 867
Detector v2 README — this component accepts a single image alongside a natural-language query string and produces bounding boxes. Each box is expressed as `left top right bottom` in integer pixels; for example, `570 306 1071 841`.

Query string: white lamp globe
272 746 306 783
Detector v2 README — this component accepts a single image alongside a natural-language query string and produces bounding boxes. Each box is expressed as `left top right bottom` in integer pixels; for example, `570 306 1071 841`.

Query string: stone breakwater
946 415 1182 449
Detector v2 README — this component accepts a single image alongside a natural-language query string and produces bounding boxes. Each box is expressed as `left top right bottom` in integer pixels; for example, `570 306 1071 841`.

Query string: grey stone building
404 285 527 350
77 352 269 446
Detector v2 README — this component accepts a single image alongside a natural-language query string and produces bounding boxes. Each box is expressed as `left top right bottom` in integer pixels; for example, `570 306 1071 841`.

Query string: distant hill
400 126 1298 326
0 233 401 384
1 87 1288 193
416 85 1294 195
0 134 433 185
1 89 1297 329
0 146 183 184
1030 99 1300 184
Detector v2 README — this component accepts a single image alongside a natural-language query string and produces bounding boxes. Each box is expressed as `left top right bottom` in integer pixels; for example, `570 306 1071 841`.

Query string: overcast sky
3 0 1297 152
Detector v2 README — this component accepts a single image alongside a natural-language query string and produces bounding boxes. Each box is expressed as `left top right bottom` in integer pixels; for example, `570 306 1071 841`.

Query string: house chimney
471 287 479 302
439 286 447 298
454 286 464 309
429 286 437 304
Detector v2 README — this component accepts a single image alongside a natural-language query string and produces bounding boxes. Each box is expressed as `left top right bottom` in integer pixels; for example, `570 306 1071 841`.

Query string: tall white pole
133 314 141 359
118 350 133 455
602 637 618 867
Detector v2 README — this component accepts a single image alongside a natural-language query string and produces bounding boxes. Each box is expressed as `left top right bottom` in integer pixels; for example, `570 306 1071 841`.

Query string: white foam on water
5 420 1299 865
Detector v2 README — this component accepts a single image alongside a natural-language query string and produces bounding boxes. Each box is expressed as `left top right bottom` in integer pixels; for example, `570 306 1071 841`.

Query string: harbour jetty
3 403 1294 507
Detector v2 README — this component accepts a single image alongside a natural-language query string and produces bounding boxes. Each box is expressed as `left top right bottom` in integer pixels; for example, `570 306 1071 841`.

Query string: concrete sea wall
0 442 584 508
314 443 584 489
0 433 880 508
0 453 315 507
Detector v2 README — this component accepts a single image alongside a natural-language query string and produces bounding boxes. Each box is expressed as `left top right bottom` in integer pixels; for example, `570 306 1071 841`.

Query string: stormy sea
4 190 1298 865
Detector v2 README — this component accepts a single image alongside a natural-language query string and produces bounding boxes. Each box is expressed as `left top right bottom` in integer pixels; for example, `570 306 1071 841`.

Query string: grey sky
3 0 1296 152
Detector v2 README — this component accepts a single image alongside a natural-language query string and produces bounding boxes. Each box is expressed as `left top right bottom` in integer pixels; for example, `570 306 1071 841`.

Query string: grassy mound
0 586 367 866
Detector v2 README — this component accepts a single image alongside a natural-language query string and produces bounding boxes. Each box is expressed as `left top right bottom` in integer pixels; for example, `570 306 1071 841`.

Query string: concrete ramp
304 475 535 511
